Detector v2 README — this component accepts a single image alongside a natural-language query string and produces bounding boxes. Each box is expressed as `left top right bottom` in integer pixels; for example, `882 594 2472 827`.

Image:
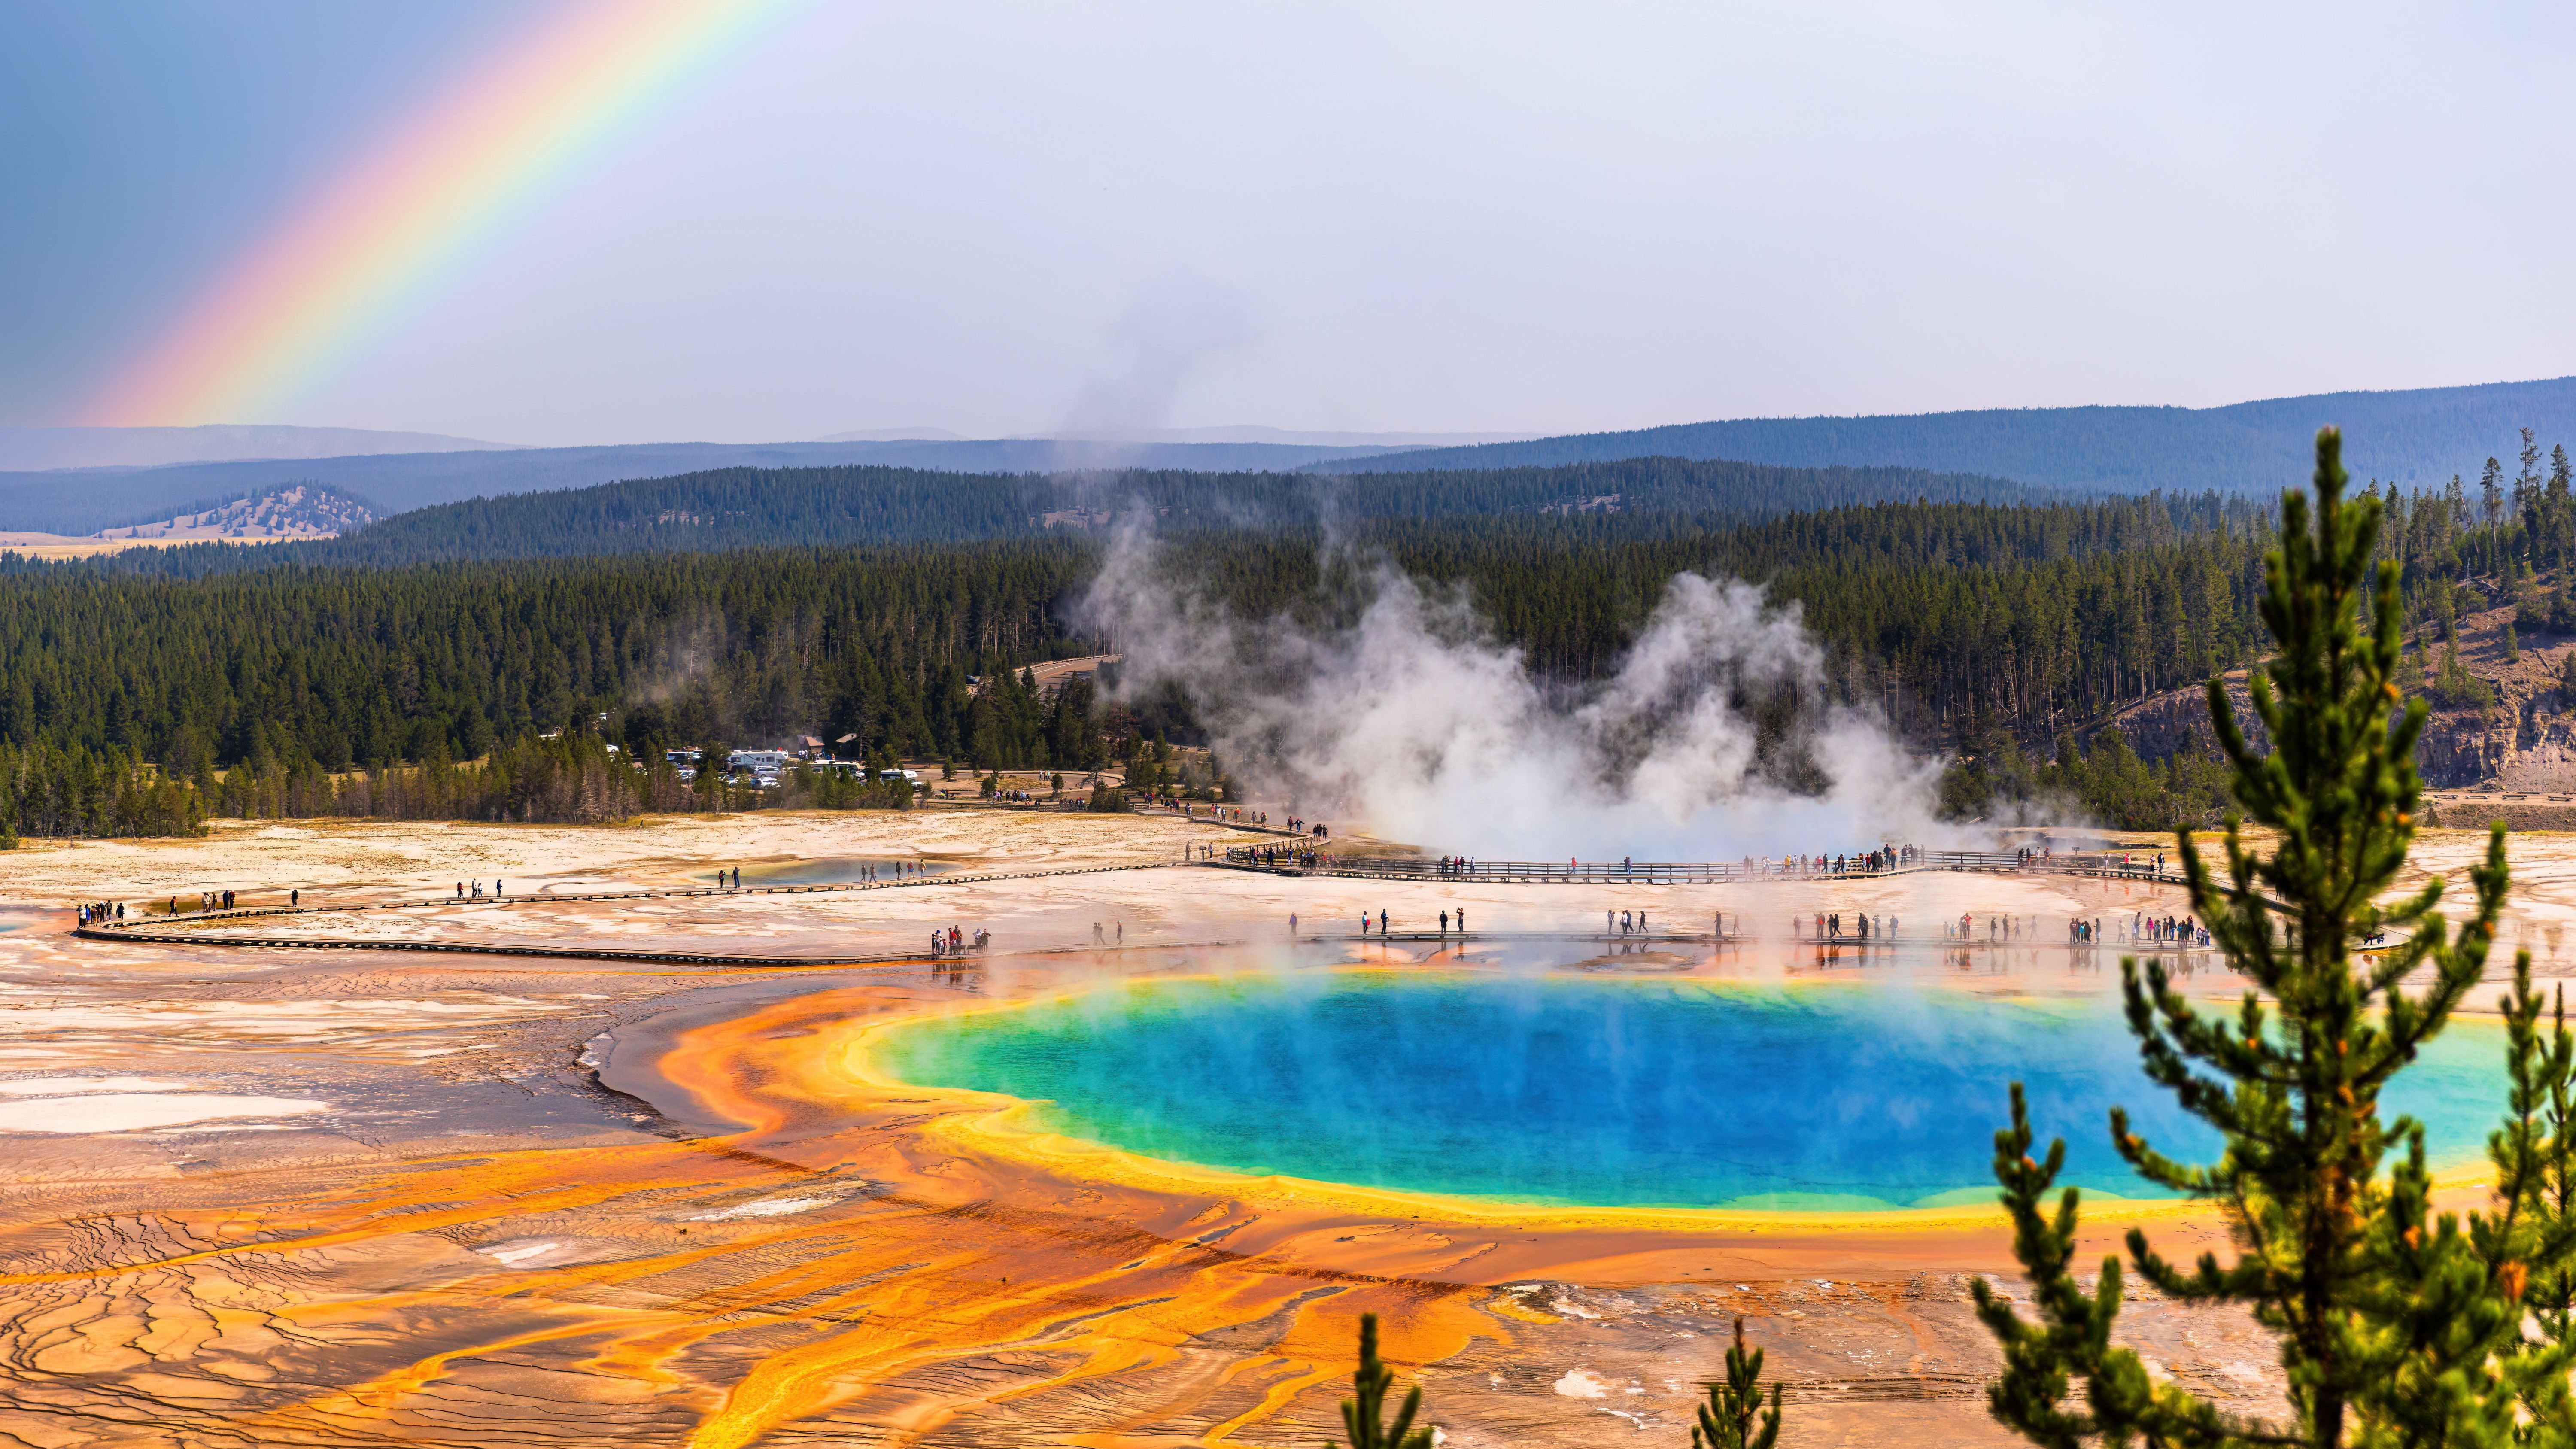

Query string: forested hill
0 492 2265 792
1316 376 2576 498
52 454 2044 572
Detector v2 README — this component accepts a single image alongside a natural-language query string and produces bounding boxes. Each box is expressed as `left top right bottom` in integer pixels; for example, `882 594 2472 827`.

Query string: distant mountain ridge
19 374 2570 537
1313 376 2576 495
0 424 515 472
0 437 1428 538
817 425 1532 446
48 454 2043 572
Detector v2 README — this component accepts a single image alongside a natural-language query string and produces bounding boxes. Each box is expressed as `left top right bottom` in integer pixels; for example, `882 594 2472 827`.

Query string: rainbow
90 0 804 427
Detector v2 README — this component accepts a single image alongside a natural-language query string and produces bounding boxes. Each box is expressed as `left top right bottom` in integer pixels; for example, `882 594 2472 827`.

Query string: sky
4 1 2574 447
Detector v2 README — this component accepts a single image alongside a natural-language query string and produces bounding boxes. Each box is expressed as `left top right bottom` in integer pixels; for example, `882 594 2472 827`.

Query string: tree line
15 477 2575 838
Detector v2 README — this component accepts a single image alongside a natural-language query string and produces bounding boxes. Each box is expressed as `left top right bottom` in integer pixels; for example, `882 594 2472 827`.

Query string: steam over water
1080 529 1945 858
874 973 2506 1211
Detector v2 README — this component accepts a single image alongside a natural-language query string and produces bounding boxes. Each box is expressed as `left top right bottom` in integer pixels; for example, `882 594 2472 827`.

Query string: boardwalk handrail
1215 845 2181 885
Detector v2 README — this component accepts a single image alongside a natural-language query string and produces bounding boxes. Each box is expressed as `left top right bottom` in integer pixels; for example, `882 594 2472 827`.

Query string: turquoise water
871 973 2512 1211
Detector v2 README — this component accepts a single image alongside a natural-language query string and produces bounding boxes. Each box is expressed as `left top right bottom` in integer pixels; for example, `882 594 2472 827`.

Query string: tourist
1439 910 1450 933
1289 913 1298 937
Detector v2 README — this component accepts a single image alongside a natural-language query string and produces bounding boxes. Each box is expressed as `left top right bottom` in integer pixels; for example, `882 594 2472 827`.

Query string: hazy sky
6 1 2573 445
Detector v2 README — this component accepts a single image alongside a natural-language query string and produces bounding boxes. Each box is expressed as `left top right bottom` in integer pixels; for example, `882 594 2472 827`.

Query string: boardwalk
65 848 2208 966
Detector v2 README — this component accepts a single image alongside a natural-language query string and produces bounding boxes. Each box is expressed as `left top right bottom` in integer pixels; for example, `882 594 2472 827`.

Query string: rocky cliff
2101 595 2576 792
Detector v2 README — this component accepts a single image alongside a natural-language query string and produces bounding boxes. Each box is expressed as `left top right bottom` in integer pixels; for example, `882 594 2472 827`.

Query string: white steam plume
1078 527 1950 859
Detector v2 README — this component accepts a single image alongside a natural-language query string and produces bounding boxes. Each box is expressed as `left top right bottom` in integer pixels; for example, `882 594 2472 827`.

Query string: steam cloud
1079 528 1948 859
1052 273 1253 470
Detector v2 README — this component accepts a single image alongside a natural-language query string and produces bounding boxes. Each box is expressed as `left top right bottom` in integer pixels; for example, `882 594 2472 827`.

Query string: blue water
871 972 2511 1211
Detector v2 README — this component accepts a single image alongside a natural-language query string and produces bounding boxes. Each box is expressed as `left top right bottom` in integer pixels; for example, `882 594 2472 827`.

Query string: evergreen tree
1333 1314 1433 1449
1692 1318 1783 1449
1972 428 2576 1447
2483 455 2508 554
2521 428 2547 523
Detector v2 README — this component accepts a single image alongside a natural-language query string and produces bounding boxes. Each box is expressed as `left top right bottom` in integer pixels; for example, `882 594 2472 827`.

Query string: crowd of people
2131 911 2209 947
1228 843 1328 868
929 924 989 956
76 886 307 924
1805 911 1896 939
1772 845 1920 875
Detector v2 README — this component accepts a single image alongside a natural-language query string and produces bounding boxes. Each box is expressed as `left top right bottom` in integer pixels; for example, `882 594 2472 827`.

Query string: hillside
0 483 374 558
1316 376 2576 498
61 454 2048 571
95 482 373 541
2102 580 2576 805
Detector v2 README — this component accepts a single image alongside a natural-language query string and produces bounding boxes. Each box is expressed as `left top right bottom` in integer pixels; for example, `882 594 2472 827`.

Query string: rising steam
1078 526 1946 858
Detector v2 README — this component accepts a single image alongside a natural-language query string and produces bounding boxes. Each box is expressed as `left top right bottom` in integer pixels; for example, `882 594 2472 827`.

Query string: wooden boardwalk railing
1215 847 2182 886
64 847 2220 966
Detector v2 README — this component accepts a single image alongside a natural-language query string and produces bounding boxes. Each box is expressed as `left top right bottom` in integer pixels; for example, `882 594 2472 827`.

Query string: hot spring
871 972 2510 1211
